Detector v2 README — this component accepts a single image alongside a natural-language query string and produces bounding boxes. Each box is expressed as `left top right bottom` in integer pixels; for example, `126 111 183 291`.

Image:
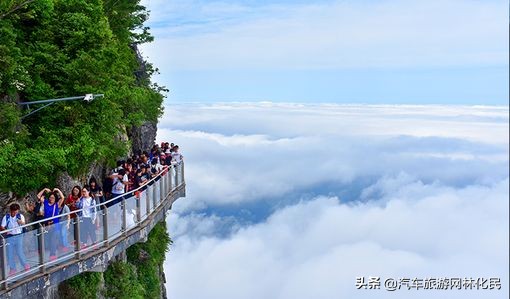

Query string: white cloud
141 0 509 70
158 103 508 207
165 177 509 299
159 103 508 298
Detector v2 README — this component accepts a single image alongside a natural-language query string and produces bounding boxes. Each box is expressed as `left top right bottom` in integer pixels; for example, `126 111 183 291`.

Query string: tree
0 0 165 195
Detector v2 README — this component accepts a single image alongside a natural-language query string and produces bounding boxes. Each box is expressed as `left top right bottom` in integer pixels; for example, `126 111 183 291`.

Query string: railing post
136 193 141 223
121 197 127 235
174 165 178 187
147 185 152 213
167 170 171 193
103 206 109 247
169 167 172 187
152 182 157 210
159 176 164 204
0 235 7 289
169 167 173 191
74 216 81 259
37 223 46 273
181 161 185 185
167 171 172 193
162 172 167 197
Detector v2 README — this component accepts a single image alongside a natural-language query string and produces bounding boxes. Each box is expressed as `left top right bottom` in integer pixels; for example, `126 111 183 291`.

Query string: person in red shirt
65 186 81 219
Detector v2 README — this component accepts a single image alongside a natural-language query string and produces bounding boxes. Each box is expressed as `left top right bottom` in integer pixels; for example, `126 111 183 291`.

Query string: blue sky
141 0 509 105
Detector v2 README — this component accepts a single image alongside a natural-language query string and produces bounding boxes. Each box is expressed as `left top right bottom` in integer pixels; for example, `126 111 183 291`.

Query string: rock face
54 161 106 197
159 264 168 299
127 44 158 156
0 191 16 216
0 191 38 221
129 121 157 155
55 172 84 197
138 248 150 261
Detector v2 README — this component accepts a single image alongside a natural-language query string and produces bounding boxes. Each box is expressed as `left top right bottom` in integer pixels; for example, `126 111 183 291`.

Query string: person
164 149 172 166
171 145 183 165
58 202 71 252
140 153 149 169
25 199 44 230
127 162 137 192
142 165 151 184
123 163 134 192
159 153 166 165
171 145 183 183
65 186 81 219
132 168 141 190
159 153 169 175
76 185 97 248
109 168 128 206
104 160 124 201
37 187 65 261
150 158 160 178
0 203 30 275
89 177 104 206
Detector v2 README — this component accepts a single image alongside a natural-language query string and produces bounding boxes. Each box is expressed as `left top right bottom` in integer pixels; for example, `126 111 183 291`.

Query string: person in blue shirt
37 187 65 261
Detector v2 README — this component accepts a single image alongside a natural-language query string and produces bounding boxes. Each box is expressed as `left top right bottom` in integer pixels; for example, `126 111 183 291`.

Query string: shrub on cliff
104 261 145 299
127 221 172 298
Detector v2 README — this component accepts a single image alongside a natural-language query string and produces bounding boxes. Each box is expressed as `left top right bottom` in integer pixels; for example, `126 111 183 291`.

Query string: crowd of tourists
0 142 183 276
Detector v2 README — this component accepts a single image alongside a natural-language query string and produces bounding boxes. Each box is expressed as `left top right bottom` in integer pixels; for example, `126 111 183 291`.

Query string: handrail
0 161 185 289
1 164 176 235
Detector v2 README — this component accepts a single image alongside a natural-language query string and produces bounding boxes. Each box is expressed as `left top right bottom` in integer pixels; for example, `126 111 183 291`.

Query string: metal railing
0 162 185 290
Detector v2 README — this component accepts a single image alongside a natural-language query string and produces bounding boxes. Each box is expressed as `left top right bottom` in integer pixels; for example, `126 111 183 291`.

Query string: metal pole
136 193 141 223
20 102 55 120
121 198 127 235
0 235 7 289
174 165 178 187
162 172 167 197
18 94 105 120
169 167 173 191
181 161 185 184
18 94 104 106
153 181 157 210
159 176 164 204
147 185 152 214
38 224 45 273
168 170 171 192
167 170 171 193
74 216 81 259
103 207 109 247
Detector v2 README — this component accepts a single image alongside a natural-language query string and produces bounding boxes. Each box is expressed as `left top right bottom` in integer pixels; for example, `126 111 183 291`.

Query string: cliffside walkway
0 163 186 298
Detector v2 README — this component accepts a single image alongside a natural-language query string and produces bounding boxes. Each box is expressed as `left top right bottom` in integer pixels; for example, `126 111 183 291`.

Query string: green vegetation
104 261 145 299
58 272 102 299
0 0 166 195
58 221 172 298
127 221 172 298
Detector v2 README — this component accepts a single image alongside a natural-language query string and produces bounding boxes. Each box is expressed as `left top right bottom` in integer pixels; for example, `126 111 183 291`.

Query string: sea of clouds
157 103 508 299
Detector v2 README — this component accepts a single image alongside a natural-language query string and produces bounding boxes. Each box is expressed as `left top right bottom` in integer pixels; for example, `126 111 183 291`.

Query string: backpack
4 214 28 234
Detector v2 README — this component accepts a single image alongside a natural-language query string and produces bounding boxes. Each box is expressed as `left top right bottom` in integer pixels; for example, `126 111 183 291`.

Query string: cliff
0 0 170 297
